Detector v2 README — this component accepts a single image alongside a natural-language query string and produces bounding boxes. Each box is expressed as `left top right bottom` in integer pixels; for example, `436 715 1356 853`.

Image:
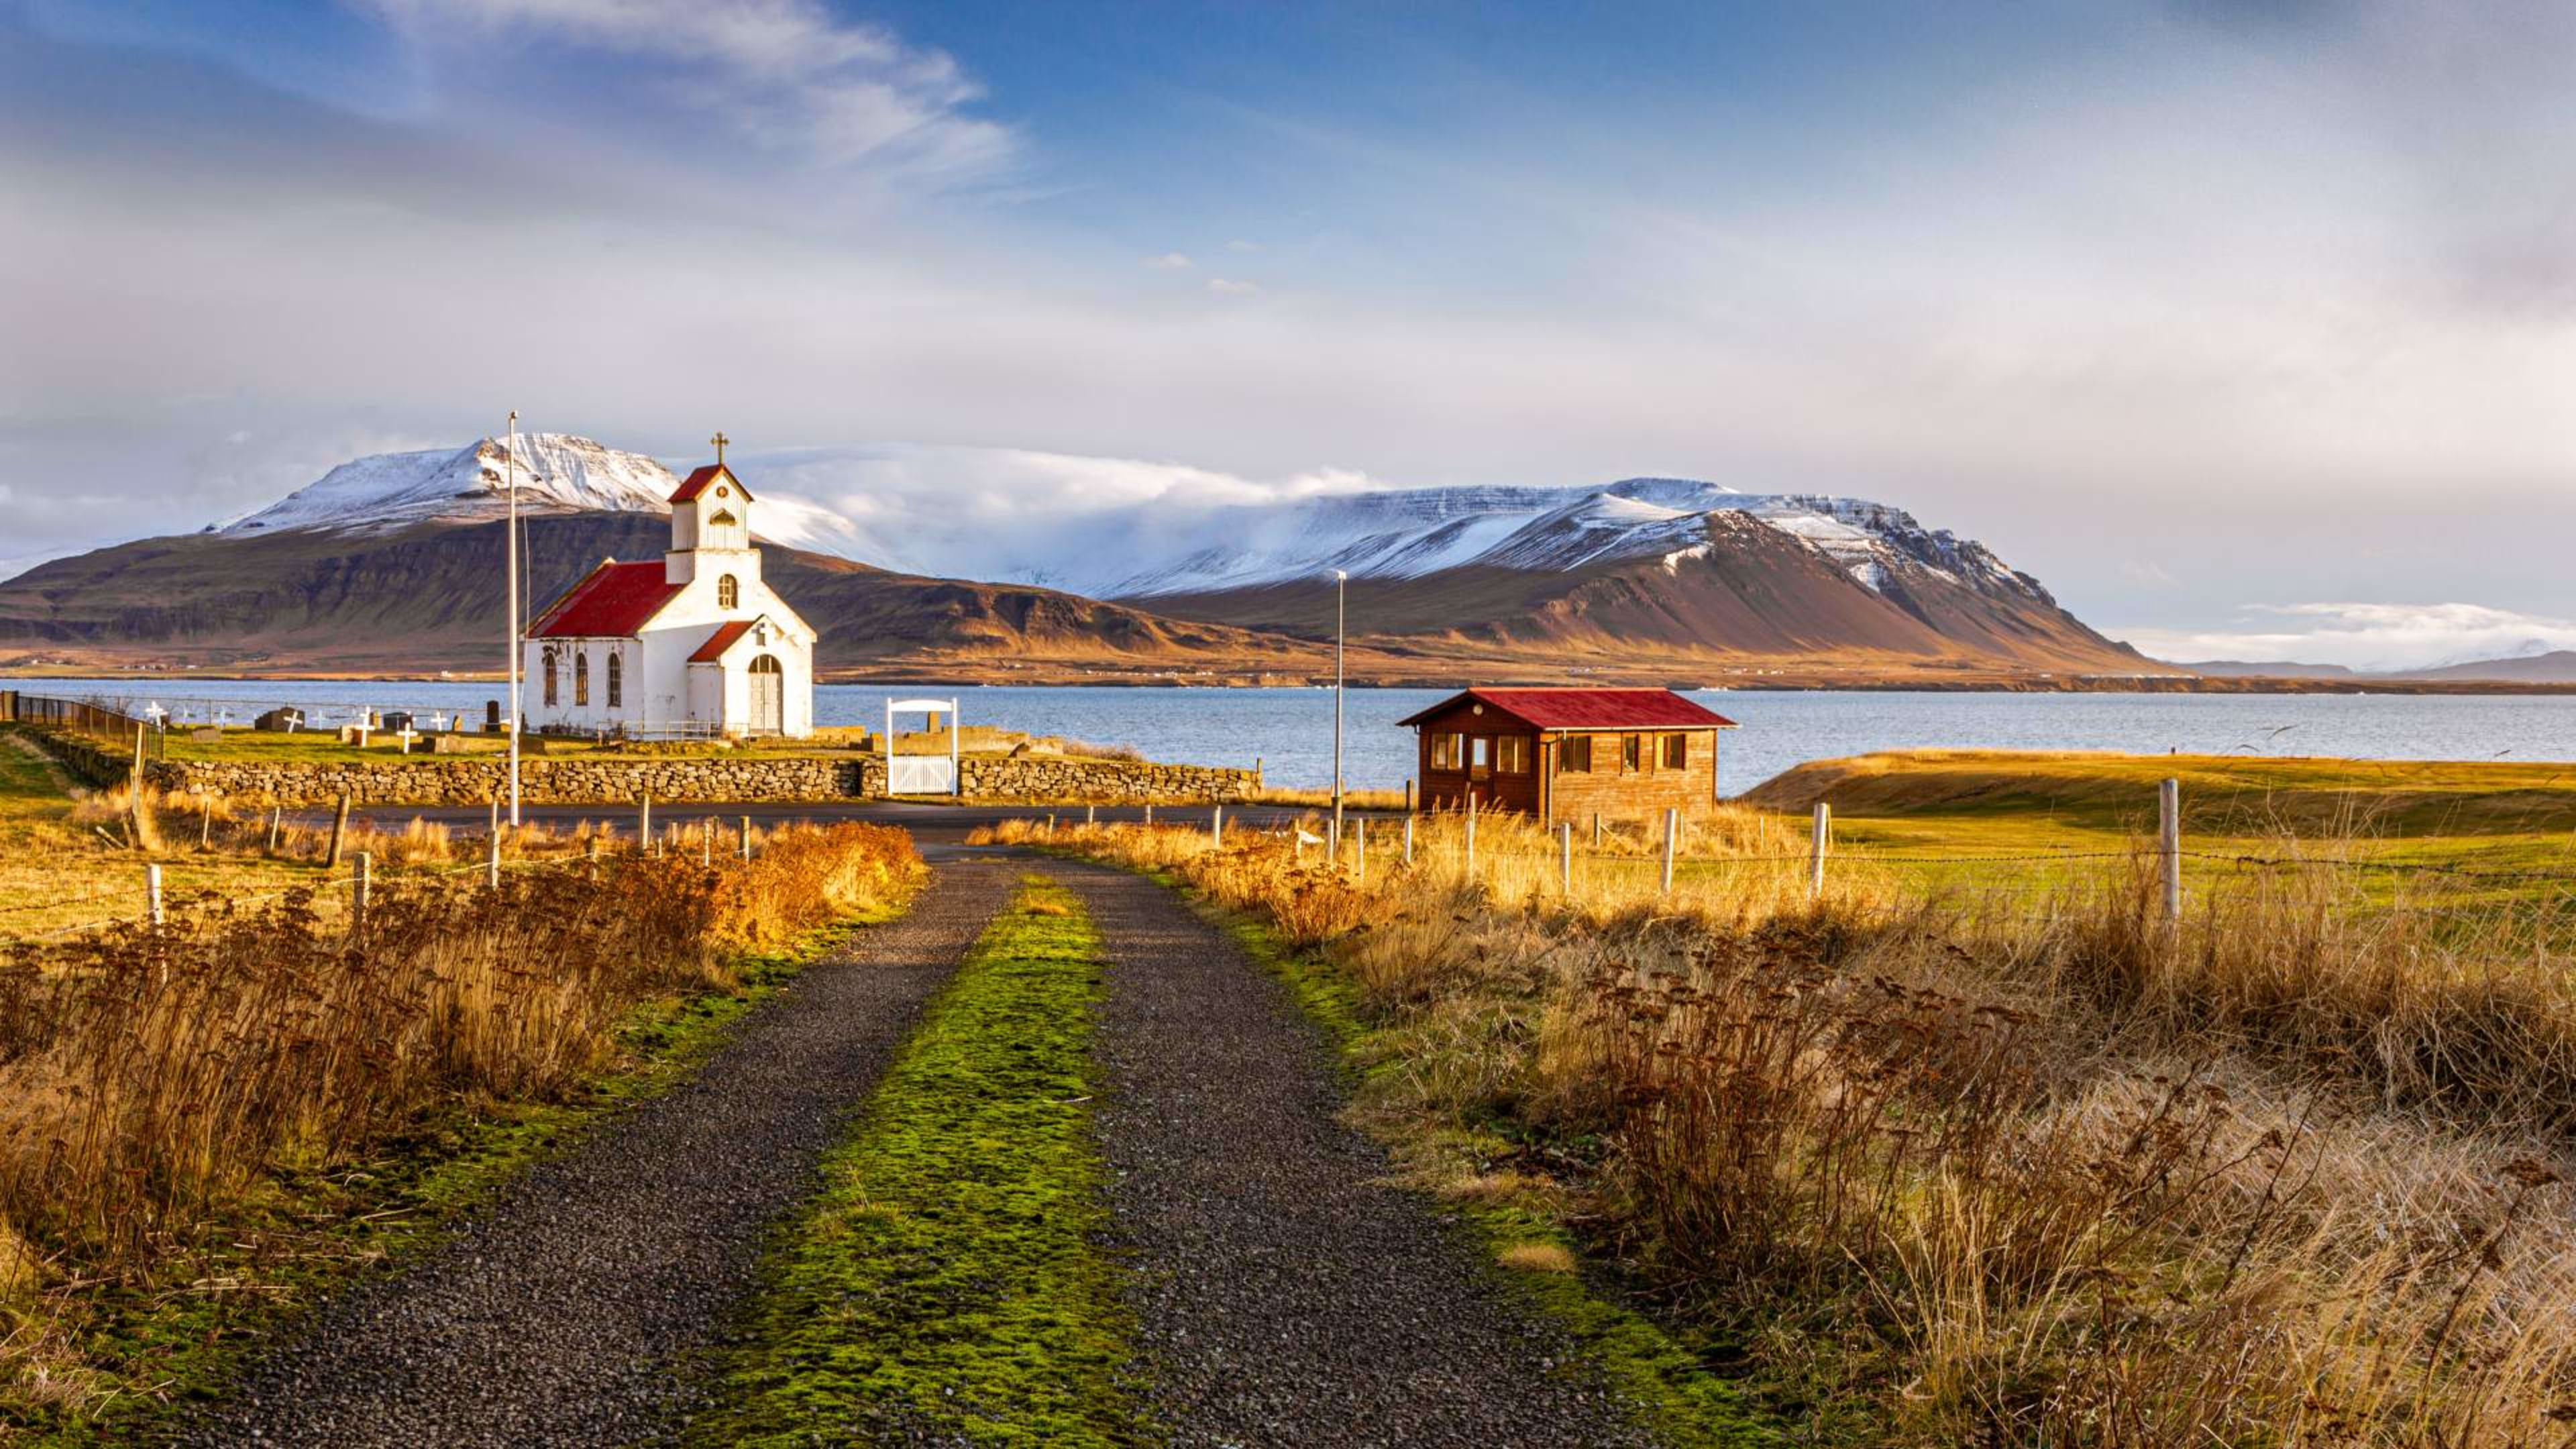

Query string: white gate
889 754 956 795
884 696 961 796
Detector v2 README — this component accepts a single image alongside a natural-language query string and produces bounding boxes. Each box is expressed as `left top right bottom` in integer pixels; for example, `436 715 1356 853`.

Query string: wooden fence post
1591 812 1603 850
702 818 713 866
1403 812 1415 867
739 816 752 860
1144 802 1154 826
638 794 651 853
1559 821 1573 893
1354 817 1366 884
2159 778 2182 930
1085 803 1096 827
266 804 282 856
197 793 211 851
1211 805 1224 847
586 835 600 868
127 724 148 849
1810 802 1831 900
1403 779 1416 814
1464 796 1478 881
488 826 502 890
324 791 352 869
1661 808 1678 895
146 863 163 928
353 851 372 932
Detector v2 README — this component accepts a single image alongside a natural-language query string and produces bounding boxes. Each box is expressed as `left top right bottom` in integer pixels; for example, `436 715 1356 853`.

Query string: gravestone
254 708 303 732
381 710 415 733
485 700 502 733
191 727 223 744
431 735 475 755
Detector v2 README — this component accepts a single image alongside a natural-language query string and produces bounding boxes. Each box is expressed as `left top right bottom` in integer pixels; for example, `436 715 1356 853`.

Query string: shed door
747 654 784 735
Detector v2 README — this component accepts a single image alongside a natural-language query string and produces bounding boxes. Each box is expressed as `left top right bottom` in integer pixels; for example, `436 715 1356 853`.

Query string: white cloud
1205 277 1260 296
360 0 1012 178
2117 602 2576 671
742 443 1375 591
1144 252 1193 270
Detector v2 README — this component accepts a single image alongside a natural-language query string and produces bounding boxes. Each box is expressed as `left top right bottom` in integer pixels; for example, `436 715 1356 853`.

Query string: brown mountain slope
1138 511 2143 674
0 513 1319 678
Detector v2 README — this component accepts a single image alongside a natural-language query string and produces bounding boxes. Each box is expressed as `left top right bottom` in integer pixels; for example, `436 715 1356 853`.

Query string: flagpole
505 411 522 828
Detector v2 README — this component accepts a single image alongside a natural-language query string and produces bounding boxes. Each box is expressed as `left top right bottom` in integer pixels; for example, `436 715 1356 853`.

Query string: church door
747 654 784 735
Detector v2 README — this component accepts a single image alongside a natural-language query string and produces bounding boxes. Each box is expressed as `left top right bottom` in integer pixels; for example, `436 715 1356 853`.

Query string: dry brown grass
988 810 2576 1445
0 822 920 1411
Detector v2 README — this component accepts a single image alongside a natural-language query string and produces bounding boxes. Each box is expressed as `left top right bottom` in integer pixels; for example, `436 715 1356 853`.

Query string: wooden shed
1396 687 1740 823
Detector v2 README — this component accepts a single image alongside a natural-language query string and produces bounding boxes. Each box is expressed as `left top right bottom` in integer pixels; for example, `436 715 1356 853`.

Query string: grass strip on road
695 873 1140 1448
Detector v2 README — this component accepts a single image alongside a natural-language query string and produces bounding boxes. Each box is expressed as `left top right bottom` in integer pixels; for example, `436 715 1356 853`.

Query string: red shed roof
688 619 755 662
527 559 684 639
1396 687 1739 731
669 463 751 504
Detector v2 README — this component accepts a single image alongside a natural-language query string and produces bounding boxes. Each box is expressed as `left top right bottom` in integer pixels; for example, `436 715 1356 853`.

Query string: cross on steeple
709 430 729 465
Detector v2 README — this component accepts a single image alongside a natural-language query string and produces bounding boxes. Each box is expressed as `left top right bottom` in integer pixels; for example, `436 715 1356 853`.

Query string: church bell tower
665 431 761 586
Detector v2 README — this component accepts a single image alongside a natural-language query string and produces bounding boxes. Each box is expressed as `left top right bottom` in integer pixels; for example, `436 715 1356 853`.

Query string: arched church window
606 652 623 709
718 574 739 608
575 651 590 706
543 647 559 708
709 509 739 528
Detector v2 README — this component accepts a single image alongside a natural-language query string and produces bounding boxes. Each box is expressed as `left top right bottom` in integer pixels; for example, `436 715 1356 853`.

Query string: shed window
606 652 623 708
1559 735 1592 773
1662 733 1688 769
1430 731 1466 771
574 651 590 706
1622 733 1644 771
1495 735 1530 774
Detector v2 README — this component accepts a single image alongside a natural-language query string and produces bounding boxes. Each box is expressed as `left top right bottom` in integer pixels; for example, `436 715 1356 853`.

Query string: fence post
1661 808 1678 895
1591 812 1603 850
127 724 148 849
197 793 211 851
1328 808 1340 861
2159 778 2182 930
1144 802 1154 826
586 835 601 868
1211 805 1223 847
325 791 352 869
266 804 282 855
488 826 502 890
488 799 499 843
638 794 651 853
146 863 163 928
1810 802 1831 900
1560 821 1573 893
353 851 372 932
740 815 752 860
1085 803 1095 827
1403 779 1416 814
1464 796 1478 881
1354 817 1366 884
1404 812 1415 867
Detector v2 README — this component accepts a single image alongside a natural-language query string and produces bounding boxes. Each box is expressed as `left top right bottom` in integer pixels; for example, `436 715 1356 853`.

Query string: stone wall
5 726 129 789
955 755 1256 802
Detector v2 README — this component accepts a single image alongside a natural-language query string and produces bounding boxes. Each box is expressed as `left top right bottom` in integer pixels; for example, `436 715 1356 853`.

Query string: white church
523 437 817 738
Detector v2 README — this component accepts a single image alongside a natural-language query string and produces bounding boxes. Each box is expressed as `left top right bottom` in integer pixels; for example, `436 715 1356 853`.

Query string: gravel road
188 855 1018 1448
1062 861 1662 1448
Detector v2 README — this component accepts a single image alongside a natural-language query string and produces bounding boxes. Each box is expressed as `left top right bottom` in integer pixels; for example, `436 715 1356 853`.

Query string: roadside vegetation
697 875 1139 1446
977 751 2576 1446
0 816 922 1432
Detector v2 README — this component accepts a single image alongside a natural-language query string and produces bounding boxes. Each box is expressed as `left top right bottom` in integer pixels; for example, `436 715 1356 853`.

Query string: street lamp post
1332 568 1347 858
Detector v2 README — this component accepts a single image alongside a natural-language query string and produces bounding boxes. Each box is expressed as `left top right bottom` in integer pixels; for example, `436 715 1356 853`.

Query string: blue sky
6 0 2575 666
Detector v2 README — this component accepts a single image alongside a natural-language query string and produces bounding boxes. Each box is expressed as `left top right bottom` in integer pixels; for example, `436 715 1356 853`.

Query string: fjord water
17 680 2576 795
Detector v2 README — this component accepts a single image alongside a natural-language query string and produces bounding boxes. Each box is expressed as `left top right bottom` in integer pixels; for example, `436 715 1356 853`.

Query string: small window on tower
717 574 739 608
708 509 739 528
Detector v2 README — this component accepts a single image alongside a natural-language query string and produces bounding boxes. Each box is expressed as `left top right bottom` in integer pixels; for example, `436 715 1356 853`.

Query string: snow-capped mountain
1095 477 2053 609
211 435 873 559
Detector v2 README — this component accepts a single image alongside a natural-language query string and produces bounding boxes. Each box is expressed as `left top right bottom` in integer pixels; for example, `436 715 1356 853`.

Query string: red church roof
527 559 684 639
669 463 751 504
688 619 755 662
1397 687 1739 731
